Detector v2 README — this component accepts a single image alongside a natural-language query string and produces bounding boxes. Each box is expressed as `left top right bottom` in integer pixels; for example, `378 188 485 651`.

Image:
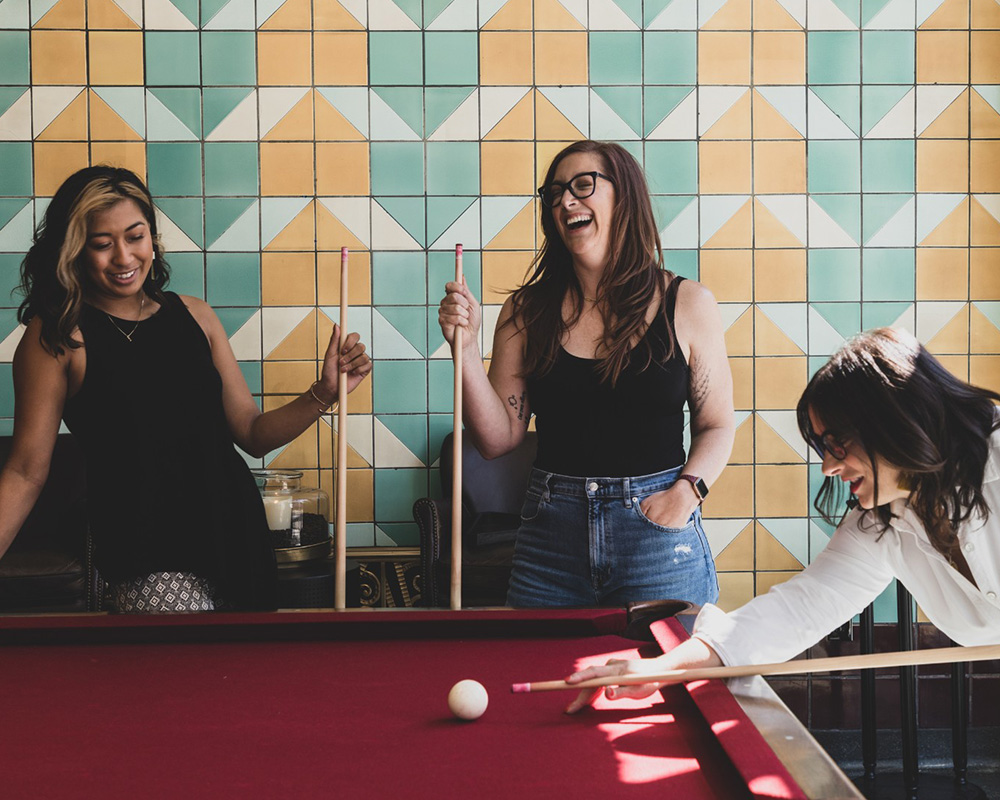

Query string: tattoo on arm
688 355 712 410
507 392 529 426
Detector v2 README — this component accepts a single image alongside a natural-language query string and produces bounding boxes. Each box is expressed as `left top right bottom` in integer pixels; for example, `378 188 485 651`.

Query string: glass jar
251 470 331 562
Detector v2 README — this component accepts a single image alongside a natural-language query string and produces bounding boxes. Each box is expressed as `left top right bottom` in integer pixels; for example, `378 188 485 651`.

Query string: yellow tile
699 140 752 195
535 91 585 141
262 252 316 306
752 89 803 140
698 32 751 85
321 429 372 473
480 32 533 85
917 31 969 84
485 90 534 140
534 32 588 85
314 0 365 29
482 141 535 195
752 31 805 85
921 0 968 27
536 141 573 185
730 355 754 409
917 140 969 193
971 198 1000 246
971 32 1000 84
346 469 375 520
755 522 804 569
917 248 968 301
755 570 801 597
36 90 88 140
314 32 367 85
971 141 1000 193
755 249 806 302
34 0 84 27
31 31 86 84
920 197 970 247
316 142 369 196
714 523 754 571
702 0 751 29
753 0 802 28
482 251 533 303
258 32 312 86
972 89 1000 139
263 360 316 395
483 0 533 29
87 0 140 28
535 0 586 28
701 90 752 139
970 355 1000 394
755 307 804 356
33 142 88 195
703 464 753 518
754 199 805 249
90 142 146 182
926 304 970 355
699 249 752 302
971 249 1000 299
315 91 365 141
89 89 142 141
267 421 320 469
703 199 753 249
971 304 1000 353
262 0 313 29
754 412 805 462
730 413 754 462
316 205 367 252
317 250 371 305
753 140 805 194
921 88 969 139
88 31 143 85
486 201 537 250
269 313 320 361
725 306 754 356
716 572 755 611
937 355 969 381
260 142 314 196
266 199 316 251
264 91 314 141
755 356 807 409
972 0 1000 26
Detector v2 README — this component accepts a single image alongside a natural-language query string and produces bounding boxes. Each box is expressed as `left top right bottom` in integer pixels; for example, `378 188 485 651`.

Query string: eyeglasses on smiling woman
808 430 849 461
537 171 614 208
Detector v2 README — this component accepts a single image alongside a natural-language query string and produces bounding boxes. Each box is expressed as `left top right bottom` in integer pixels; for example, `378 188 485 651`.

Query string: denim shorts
506 465 719 608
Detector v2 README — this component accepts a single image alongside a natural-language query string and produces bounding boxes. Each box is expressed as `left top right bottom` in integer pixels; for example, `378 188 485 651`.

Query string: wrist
309 380 338 412
677 474 709 505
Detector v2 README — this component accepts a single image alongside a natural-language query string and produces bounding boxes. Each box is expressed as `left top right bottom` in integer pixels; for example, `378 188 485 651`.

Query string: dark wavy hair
506 141 674 385
17 166 170 355
797 327 1000 555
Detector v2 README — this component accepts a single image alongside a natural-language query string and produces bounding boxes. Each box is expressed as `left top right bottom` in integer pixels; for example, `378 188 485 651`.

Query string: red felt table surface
0 611 802 800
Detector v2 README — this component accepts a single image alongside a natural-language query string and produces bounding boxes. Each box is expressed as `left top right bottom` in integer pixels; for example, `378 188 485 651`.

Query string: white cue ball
448 679 489 721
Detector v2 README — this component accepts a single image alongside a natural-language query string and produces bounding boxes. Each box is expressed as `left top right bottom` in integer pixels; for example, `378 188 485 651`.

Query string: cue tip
511 683 531 694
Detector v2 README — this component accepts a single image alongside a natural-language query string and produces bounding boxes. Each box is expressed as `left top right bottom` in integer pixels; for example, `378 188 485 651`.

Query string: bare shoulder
15 316 74 366
675 278 720 316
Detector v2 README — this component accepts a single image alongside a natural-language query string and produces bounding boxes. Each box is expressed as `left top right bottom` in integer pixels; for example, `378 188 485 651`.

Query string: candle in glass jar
262 495 292 530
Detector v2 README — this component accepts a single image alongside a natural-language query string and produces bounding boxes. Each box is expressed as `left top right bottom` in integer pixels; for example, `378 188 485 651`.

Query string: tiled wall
0 0 998 616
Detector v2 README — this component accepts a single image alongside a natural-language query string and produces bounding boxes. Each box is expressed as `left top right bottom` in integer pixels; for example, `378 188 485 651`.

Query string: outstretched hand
563 658 666 714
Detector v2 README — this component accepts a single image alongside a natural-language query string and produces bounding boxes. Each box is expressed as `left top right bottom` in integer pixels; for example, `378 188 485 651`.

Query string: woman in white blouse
566 327 1000 712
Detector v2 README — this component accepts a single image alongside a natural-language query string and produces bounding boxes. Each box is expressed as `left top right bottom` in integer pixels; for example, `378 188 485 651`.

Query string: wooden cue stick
335 246 349 610
450 243 463 611
511 643 1000 694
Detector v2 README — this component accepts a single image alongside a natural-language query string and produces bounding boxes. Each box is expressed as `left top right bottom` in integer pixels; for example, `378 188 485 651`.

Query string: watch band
678 474 709 503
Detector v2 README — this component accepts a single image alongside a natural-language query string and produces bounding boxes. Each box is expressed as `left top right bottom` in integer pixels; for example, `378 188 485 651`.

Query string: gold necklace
105 293 146 342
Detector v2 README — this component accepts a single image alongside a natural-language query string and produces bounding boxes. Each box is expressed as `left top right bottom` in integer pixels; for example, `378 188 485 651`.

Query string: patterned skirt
107 571 224 613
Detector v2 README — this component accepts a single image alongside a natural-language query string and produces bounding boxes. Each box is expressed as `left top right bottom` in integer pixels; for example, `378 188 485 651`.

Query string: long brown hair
18 166 170 355
797 327 1000 556
506 141 674 385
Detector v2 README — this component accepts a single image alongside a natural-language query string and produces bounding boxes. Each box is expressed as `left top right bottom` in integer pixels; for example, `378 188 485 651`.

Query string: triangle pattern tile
920 196 968 247
203 0 255 28
917 193 966 244
756 519 807 568
644 87 695 138
155 201 202 251
146 90 200 140
262 197 312 250
92 87 145 138
88 0 141 27
729 411 753 462
426 87 476 139
700 88 750 139
316 88 368 139
319 307 373 351
807 305 851 354
427 197 477 246
0 201 33 252
647 91 697 140
865 88 915 139
480 87 528 139
206 198 253 248
707 520 753 569
479 0 509 23
262 90 312 141
209 200 259 252
315 91 366 141
864 302 914 332
317 198 370 250
427 89 479 141
701 196 751 248
756 304 807 355
259 0 310 27
753 88 806 139
755 0 804 26
429 199 481 250
808 521 834 562
484 90 533 141
89 90 143 140
481 196 531 248
227 309 262 361
535 90 586 140
919 0 965 26
588 0 639 28
806 0 858 26
918 86 967 137
426 0 477 28
919 302 967 351
262 307 313 359
659 197 699 248
335 0 367 25
310 0 364 28
0 0 29 26
590 88 641 140
367 0 418 28
757 410 808 461
971 196 1000 245
371 201 422 251
482 0 532 27
377 197 424 247
535 0 586 27
259 87 310 140
647 0 697 27
700 0 750 27
144 0 198 28
371 88 422 140
34 0 83 26
376 307 427 358
205 90 257 142
0 90 31 140
866 0 915 27
808 197 859 247
756 196 807 247
538 88 589 140
865 196 915 247
971 88 1000 139
485 197 535 249
326 416 373 470
861 0 893 25
971 304 1000 351
374 417 424 468
809 87 860 137
723 305 753 356
32 87 84 139
0 323 25 363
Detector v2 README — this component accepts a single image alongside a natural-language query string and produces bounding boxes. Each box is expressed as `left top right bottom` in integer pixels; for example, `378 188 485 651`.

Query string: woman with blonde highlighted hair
0 166 372 611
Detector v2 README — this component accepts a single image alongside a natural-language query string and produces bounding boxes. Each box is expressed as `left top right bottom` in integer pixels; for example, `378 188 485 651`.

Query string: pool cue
335 246 349 610
511 643 1000 694
451 244 463 610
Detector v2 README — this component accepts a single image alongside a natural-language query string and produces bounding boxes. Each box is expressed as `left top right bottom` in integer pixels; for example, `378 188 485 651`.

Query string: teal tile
370 32 423 86
663 250 699 280
155 197 204 248
593 86 642 137
861 140 914 193
810 302 861 339
239 361 261 394
862 301 911 329
375 468 428 522
427 142 479 196
428 363 454 413
643 86 694 136
427 197 476 245
428 249 480 301
829 0 861 25
425 87 476 136
383 305 429 356
812 86 860 136
373 251 426 305
203 87 252 137
813 195 861 244
862 248 914 301
0 253 22 305
146 142 202 197
202 0 254 27
612 0 643 27
373 360 427 413
0 88 26 118
145 33 200 86
205 197 255 249
862 194 911 243
643 33 696 85
645 141 697 194
0 142 30 195
808 249 860 302
370 142 424 195
862 32 914 85
204 142 258 197
206 252 260 306
428 413 452 463
651 195 694 232
378 197 425 246
425 32 478 86
861 86 909 137
377 522 419 546
202 32 256 86
808 141 860 193
590 32 642 85
0 419 12 436
0 33 28 84
808 32 860 85
372 86 423 137
0 364 10 415
216 306 256 337
147 88 201 139
164 0 199 26
164 252 204 298
378 413 429 463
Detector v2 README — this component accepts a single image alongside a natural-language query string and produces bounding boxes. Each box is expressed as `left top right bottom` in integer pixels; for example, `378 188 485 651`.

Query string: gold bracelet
309 380 337 412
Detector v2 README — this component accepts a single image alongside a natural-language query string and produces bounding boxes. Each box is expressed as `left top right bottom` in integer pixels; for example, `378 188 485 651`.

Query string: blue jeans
506 466 719 608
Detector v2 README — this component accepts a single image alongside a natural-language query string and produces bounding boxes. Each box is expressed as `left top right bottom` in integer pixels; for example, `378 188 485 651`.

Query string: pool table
0 607 863 799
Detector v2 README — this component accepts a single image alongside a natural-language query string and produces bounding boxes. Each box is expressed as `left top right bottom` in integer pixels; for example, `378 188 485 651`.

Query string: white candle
262 495 292 530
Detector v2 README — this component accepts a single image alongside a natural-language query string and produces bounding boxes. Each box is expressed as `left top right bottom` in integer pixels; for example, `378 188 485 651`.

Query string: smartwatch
678 474 709 504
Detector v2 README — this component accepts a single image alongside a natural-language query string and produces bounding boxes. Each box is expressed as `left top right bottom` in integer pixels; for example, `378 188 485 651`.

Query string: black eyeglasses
807 430 849 461
537 171 614 208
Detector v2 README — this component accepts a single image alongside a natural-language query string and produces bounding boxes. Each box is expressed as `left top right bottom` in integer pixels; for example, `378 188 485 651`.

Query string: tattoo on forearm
507 391 528 425
689 356 711 409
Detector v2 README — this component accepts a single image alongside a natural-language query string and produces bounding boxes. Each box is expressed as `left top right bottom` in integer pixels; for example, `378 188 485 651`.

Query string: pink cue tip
511 683 531 694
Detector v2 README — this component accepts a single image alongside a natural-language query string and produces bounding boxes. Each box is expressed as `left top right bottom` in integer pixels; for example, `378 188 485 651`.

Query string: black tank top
63 292 277 610
527 277 688 477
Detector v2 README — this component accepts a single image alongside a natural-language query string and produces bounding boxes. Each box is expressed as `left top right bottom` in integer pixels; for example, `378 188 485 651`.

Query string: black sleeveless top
63 292 277 610
527 277 688 477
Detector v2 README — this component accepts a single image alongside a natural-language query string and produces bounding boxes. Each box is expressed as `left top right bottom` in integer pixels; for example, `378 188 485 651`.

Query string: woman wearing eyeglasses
438 140 734 607
565 327 1000 711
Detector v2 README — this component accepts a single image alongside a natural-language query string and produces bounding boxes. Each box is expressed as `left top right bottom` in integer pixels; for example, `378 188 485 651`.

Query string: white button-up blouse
694 430 1000 666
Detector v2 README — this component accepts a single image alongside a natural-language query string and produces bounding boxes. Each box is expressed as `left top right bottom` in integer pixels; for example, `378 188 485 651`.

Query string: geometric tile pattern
1 0 998 620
